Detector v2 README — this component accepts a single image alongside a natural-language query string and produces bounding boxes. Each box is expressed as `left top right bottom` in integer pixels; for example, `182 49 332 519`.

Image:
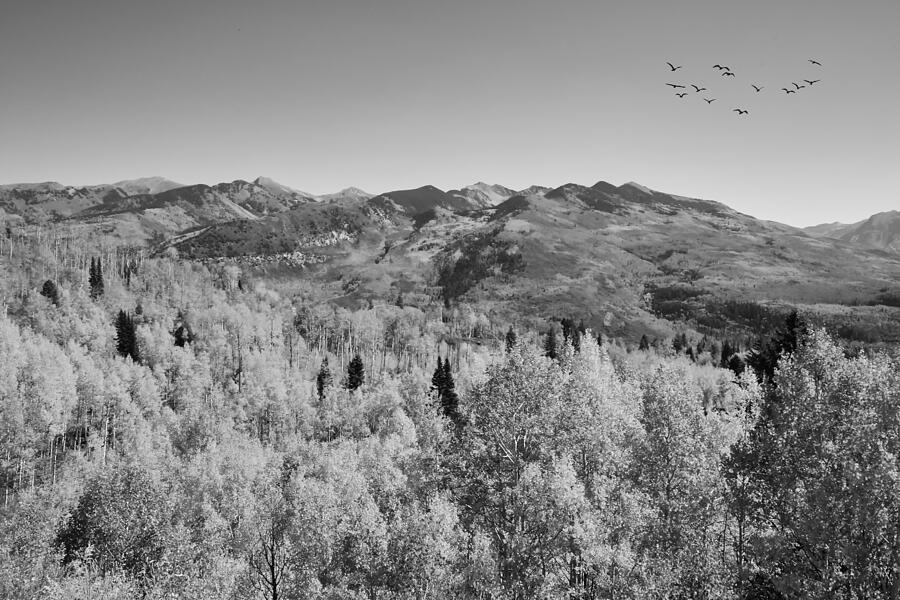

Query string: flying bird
666 83 686 89
722 71 736 77
713 64 729 70
667 62 683 71
792 82 805 90
703 98 716 104
752 84 764 92
782 88 796 94
691 85 707 92
804 79 821 85
809 59 822 66
676 92 688 98
733 109 749 115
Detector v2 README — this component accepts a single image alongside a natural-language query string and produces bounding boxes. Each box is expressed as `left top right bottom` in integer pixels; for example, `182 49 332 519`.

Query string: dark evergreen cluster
316 357 333 400
504 325 517 352
431 356 459 422
40 279 59 306
746 310 807 385
543 326 558 359
115 309 140 362
560 317 586 352
89 257 104 299
346 353 365 391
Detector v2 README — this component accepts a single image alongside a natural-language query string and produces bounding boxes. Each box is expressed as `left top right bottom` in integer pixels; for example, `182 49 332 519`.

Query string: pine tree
543 326 558 360
316 358 332 400
432 356 446 393
89 257 104 299
115 310 139 362
172 311 193 347
346 353 364 391
746 310 807 384
440 359 459 423
639 334 650 351
561 318 574 345
40 280 60 306
505 326 517 353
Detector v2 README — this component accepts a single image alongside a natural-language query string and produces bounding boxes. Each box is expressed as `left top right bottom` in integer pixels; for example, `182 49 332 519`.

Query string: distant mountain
369 185 479 216
449 182 517 208
0 182 126 222
6 173 899 342
806 211 900 253
252 176 314 199
319 187 373 202
168 178 900 345
112 177 184 196
803 221 854 238
517 185 551 196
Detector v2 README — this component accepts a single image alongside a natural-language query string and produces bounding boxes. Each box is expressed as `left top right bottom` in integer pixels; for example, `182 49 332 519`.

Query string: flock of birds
663 59 823 116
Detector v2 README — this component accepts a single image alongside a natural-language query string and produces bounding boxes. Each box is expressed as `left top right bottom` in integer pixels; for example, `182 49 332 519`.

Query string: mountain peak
622 181 653 195
112 177 184 195
253 177 314 198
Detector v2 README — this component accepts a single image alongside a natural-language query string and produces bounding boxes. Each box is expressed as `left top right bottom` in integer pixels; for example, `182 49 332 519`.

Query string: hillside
168 180 900 345
4 175 899 343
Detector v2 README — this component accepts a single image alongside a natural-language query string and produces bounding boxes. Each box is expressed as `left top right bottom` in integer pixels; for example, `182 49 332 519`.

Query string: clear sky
1 0 897 226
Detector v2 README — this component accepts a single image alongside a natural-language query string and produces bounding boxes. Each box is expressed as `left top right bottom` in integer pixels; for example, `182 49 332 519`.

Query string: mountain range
803 211 900 254
2 175 898 344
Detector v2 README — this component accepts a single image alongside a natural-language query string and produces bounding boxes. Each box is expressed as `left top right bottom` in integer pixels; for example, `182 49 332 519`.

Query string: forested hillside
2 225 900 600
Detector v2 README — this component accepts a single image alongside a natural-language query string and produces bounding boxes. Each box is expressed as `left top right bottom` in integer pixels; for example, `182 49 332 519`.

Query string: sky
1 0 898 227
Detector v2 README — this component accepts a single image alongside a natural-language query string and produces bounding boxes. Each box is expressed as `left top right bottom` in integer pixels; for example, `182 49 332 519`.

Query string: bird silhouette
782 88 796 94
722 71 736 77
691 85 707 92
713 64 730 71
809 59 822 66
752 84 764 92
792 82 806 90
667 62 683 71
804 79 821 86
666 83 686 89
703 98 716 104
676 92 688 98
733 109 749 115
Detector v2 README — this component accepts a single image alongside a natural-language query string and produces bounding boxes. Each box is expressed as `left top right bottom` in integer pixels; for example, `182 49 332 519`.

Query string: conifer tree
746 310 807 385
89 257 105 299
316 358 332 400
543 326 558 360
440 358 459 423
505 326 517 353
115 310 139 362
40 279 59 306
432 356 446 393
639 334 650 351
346 353 364 391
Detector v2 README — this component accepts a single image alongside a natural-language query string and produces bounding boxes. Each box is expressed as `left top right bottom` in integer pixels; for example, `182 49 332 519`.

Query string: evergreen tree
316 358 332 400
440 359 459 423
40 279 59 306
561 318 574 345
505 326 517 353
89 257 104 299
115 310 139 362
727 354 745 376
746 310 807 384
346 353 364 391
432 356 446 393
639 334 650 351
543 326 558 360
172 311 193 347
720 340 734 368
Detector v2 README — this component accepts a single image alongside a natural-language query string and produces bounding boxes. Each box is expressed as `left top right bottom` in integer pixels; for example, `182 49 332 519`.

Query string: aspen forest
2 226 900 600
